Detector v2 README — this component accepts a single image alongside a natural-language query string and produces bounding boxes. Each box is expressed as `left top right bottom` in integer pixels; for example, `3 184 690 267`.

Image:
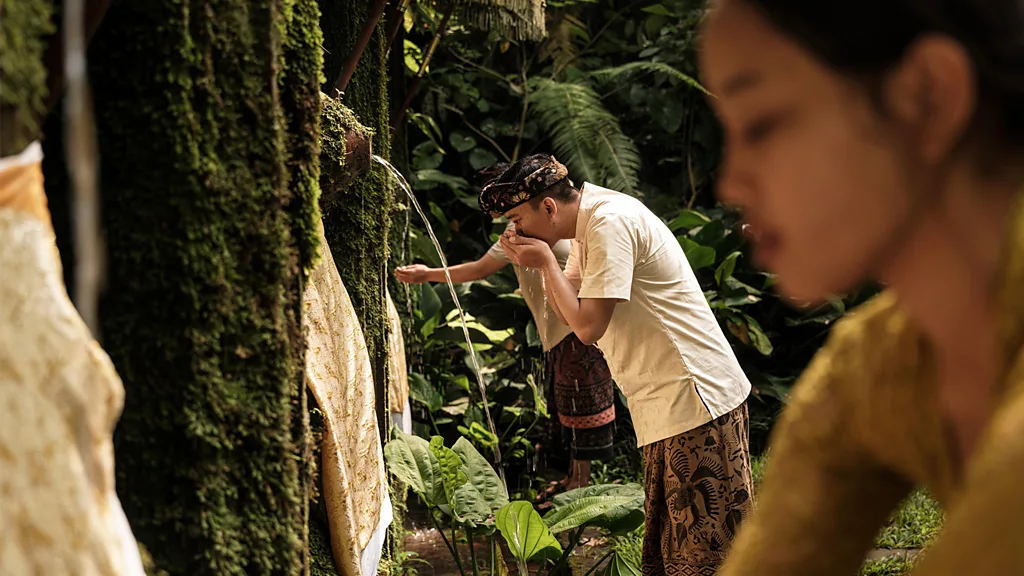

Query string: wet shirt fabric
719 193 1024 576
565 184 751 447
488 222 573 352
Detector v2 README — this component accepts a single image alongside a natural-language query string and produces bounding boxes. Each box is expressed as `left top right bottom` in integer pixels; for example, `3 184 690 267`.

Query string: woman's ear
883 34 976 164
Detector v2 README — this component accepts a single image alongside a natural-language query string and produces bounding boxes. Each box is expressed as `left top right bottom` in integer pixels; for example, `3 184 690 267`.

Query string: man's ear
542 197 558 217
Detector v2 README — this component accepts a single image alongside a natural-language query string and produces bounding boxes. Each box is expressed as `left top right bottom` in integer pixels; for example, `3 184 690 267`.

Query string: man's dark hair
528 179 578 208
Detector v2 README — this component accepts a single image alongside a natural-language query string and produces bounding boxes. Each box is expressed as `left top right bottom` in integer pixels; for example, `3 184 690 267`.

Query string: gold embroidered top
720 194 1024 576
304 219 388 576
0 143 144 575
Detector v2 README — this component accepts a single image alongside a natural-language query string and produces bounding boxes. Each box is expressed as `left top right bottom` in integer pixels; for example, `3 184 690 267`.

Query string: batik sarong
546 333 616 461
641 402 753 576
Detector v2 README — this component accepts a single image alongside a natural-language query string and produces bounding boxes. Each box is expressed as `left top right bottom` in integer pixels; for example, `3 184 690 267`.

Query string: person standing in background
489 154 753 576
395 164 617 506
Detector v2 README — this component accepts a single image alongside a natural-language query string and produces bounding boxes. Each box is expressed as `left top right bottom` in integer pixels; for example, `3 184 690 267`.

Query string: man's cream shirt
566 184 751 446
488 222 573 352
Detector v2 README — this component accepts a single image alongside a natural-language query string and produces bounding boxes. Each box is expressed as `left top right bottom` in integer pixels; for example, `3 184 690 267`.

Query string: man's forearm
425 256 505 284
425 264 473 284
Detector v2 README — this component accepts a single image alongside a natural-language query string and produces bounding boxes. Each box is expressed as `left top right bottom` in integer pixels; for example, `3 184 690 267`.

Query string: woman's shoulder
783 291 922 429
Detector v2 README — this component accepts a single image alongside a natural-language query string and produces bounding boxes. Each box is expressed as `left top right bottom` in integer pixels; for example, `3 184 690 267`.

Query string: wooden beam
333 0 390 95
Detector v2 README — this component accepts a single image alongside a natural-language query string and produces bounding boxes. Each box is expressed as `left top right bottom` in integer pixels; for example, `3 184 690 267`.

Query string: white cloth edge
359 491 393 576
0 141 43 171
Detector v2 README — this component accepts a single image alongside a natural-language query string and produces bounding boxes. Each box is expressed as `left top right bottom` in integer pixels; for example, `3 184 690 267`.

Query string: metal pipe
384 0 411 52
334 0 391 95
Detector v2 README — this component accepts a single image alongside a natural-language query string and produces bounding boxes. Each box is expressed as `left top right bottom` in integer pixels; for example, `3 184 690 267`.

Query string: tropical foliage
385 431 644 575
395 0 877 467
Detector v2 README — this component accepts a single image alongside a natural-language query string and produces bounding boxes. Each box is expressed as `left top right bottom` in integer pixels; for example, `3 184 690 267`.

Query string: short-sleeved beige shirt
566 184 751 446
488 222 573 352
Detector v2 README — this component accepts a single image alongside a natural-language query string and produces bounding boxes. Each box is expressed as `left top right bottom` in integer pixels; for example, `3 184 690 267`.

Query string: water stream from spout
373 156 504 473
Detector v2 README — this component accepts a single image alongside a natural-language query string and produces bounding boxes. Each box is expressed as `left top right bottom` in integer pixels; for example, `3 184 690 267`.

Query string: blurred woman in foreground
700 1 1024 574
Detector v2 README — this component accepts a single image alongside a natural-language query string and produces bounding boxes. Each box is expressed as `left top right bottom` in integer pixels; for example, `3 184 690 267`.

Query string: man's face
503 198 564 245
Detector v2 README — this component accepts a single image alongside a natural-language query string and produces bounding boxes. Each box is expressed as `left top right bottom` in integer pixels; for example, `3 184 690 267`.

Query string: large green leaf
446 437 509 525
714 251 742 286
543 483 645 535
496 501 563 563
430 436 469 507
408 372 443 412
667 209 711 232
383 430 445 507
419 283 442 321
428 436 498 526
452 437 509 513
679 237 716 270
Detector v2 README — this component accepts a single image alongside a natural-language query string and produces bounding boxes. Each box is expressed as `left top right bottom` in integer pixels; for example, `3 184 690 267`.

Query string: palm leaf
528 78 640 194
589 61 710 96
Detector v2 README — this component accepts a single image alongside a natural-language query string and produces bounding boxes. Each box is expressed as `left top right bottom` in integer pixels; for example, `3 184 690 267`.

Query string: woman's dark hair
742 0 1024 145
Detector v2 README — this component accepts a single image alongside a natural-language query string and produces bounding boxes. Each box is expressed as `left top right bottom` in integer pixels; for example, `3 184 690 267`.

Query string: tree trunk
67 0 321 572
318 0 393 447
0 0 54 156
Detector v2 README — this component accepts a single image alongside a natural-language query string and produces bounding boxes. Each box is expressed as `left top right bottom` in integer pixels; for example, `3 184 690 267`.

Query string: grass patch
610 526 644 568
860 555 915 576
751 452 768 491
876 489 943 549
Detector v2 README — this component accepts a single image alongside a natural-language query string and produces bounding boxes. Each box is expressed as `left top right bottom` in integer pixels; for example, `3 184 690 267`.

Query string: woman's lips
742 221 781 269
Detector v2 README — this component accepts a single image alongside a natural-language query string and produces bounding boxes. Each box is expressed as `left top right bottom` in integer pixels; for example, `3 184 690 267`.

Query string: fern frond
589 61 710 96
528 78 640 194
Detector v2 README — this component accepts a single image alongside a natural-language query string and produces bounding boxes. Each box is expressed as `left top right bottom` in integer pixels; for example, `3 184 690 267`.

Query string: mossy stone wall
0 0 54 155
79 0 322 572
317 0 393 375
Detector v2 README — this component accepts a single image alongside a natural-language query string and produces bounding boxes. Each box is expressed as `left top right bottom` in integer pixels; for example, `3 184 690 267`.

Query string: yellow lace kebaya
719 193 1024 576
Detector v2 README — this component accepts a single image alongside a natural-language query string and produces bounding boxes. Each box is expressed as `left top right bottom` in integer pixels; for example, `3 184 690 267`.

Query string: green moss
319 94 372 206
0 0 54 154
280 3 325 566
281 0 326 281
82 0 321 572
317 0 393 372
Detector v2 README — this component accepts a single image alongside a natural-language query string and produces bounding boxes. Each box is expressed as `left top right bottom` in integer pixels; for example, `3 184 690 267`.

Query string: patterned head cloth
478 154 570 216
473 162 511 188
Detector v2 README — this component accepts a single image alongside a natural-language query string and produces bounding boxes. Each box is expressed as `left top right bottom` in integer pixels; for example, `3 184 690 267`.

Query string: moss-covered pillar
318 0 394 442
0 0 54 156
80 0 321 572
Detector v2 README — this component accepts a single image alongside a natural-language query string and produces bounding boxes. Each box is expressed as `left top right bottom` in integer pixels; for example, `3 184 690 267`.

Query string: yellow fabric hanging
0 143 144 575
304 219 389 576
385 289 409 415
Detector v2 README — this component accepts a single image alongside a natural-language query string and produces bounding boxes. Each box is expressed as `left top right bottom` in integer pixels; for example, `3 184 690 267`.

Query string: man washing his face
484 154 753 576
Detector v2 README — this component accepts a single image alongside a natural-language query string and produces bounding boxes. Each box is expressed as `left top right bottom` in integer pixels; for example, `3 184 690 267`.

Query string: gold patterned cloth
719 193 1024 575
0 143 144 576
304 219 389 576
385 289 409 415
